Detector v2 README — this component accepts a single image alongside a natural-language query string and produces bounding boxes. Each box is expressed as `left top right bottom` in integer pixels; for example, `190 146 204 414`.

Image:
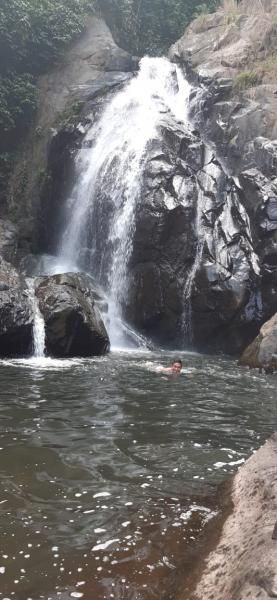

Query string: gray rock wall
3 7 277 354
182 434 277 600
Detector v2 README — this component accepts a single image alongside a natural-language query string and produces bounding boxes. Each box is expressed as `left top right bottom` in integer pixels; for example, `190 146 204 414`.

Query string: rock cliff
167 1 277 351
239 311 277 371
1 4 277 354
177 434 277 600
5 16 138 259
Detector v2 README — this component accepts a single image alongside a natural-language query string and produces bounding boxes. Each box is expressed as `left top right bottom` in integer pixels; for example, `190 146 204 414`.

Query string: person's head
171 359 182 373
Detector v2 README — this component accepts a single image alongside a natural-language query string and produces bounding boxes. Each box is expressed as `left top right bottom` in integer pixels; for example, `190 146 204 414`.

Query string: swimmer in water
161 359 182 374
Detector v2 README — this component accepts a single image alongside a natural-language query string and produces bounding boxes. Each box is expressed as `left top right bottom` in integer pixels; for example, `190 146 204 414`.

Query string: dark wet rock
32 85 267 352
71 72 133 103
5 7 277 355
36 272 110 357
0 258 32 357
272 521 277 541
0 219 18 264
122 122 262 352
239 313 277 371
165 4 277 352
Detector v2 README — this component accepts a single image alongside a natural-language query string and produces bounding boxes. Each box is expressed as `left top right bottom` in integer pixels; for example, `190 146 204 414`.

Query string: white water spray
27 280 46 357
59 57 191 347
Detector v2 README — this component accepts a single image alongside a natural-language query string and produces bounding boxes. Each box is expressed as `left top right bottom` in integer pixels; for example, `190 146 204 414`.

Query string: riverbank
176 434 277 600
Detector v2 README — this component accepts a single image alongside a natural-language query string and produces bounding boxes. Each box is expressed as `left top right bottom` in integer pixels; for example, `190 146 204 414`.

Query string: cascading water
183 150 221 341
58 57 191 347
27 280 46 358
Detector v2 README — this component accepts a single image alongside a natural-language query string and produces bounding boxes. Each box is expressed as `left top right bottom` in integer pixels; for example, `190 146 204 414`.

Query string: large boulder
0 258 33 356
190 434 277 600
239 313 277 371
36 272 110 357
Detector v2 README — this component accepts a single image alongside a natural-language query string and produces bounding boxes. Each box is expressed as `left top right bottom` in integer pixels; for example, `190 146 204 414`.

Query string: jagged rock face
8 11 277 354
36 273 110 357
124 120 261 351
165 5 277 351
38 103 263 352
33 74 269 352
239 313 277 371
0 258 33 357
0 219 18 264
169 6 277 147
190 433 277 599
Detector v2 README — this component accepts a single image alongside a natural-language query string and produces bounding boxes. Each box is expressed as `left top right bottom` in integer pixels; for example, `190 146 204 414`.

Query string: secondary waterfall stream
58 57 191 347
27 279 46 357
182 150 221 341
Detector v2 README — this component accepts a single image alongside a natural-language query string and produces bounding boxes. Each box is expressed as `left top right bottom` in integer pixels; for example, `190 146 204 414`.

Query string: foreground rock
36 273 110 357
0 258 32 356
186 434 277 600
239 313 277 371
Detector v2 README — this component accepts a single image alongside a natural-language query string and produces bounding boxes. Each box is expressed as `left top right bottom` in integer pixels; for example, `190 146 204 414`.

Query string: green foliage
194 3 213 15
0 73 37 131
0 0 95 198
0 0 94 126
0 0 94 76
99 0 219 55
234 70 259 92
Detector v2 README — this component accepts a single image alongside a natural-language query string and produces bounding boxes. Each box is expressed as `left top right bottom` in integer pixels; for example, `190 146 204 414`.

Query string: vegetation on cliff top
0 0 219 204
99 0 219 55
0 0 94 201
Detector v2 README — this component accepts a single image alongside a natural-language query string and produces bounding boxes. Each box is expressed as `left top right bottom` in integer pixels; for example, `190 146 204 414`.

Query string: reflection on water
0 351 276 599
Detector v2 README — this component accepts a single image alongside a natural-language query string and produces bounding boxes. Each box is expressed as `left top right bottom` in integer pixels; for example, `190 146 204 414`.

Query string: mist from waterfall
58 56 191 348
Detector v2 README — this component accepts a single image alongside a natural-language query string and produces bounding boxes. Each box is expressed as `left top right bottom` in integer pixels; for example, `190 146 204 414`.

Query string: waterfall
58 57 191 347
27 280 46 358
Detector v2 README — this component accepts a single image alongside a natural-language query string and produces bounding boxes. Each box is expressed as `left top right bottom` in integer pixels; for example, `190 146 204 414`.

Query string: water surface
0 351 276 599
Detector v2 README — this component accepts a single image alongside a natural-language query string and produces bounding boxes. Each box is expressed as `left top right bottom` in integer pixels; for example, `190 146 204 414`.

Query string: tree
99 0 219 55
0 0 95 196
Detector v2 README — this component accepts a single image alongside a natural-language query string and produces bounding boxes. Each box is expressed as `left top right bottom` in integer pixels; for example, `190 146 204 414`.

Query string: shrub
233 70 260 92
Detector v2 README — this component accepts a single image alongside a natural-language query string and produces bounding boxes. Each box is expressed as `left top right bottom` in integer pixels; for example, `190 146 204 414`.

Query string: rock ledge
183 435 277 600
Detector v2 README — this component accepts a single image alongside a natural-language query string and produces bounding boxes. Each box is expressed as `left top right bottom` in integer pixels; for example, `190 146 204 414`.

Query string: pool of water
0 350 276 599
